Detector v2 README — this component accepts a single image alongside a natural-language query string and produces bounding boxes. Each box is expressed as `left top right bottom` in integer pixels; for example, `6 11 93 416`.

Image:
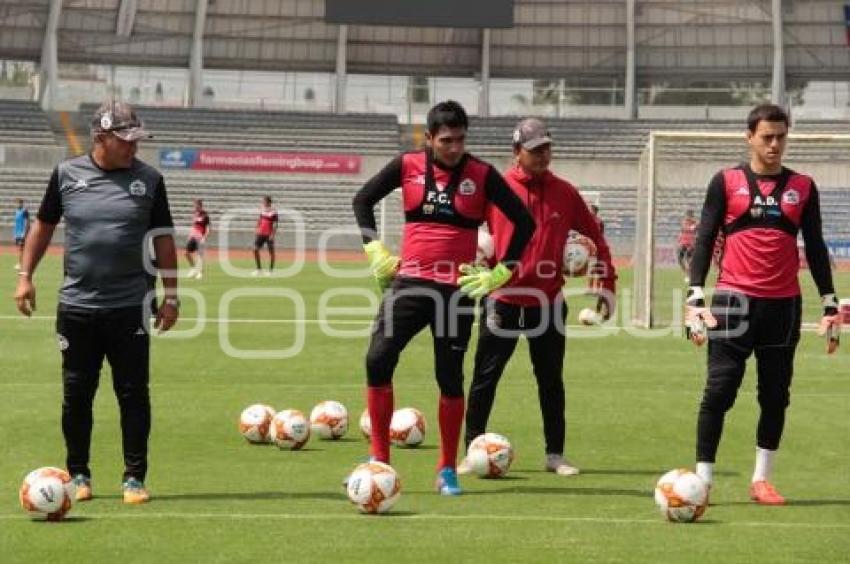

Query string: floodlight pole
771 0 786 106
624 0 637 120
479 28 491 117
188 0 208 108
335 25 348 114
38 0 62 111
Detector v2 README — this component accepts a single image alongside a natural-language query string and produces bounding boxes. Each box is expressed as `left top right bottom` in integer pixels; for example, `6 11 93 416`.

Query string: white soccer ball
19 467 76 521
269 409 311 450
476 228 495 265
466 433 514 478
239 404 276 443
390 407 426 448
564 241 595 278
578 307 602 326
654 468 709 523
359 408 371 440
346 461 401 514
310 400 348 440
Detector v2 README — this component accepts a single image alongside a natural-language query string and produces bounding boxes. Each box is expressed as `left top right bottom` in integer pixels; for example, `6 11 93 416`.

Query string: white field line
0 315 825 331
0 511 849 529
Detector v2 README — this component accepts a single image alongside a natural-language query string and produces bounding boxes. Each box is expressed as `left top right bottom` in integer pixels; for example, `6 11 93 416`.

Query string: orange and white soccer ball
359 408 371 440
654 468 708 523
390 407 426 448
269 409 310 450
19 467 76 521
466 432 514 478
346 461 401 514
310 400 348 440
564 233 597 277
239 404 276 443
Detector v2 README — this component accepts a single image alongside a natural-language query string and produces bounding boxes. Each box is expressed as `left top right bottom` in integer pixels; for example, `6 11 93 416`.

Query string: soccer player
186 199 210 279
676 209 698 283
351 101 535 495
461 118 617 476
13 199 30 271
253 195 278 276
590 204 604 234
14 100 179 505
686 103 841 505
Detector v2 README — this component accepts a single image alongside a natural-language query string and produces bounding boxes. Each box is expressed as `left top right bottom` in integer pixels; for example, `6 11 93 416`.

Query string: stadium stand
0 99 57 146
78 104 401 155
467 117 850 161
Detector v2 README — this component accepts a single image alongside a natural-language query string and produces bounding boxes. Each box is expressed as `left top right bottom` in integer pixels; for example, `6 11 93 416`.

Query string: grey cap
512 118 552 150
91 101 152 141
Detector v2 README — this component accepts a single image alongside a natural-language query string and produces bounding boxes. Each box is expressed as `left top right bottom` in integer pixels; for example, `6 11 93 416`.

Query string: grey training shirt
37 154 174 309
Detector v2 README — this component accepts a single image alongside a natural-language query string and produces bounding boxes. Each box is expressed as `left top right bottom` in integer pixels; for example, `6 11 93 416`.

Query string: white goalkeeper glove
685 286 717 347
816 293 841 355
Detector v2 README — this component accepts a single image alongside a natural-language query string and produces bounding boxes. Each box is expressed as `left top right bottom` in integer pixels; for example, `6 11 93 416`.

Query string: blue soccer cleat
435 466 462 496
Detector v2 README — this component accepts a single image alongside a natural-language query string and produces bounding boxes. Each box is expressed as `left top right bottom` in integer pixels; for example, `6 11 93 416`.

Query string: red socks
367 385 394 463
437 395 465 469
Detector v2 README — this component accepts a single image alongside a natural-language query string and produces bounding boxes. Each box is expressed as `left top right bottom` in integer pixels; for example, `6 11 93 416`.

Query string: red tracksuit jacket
488 165 616 307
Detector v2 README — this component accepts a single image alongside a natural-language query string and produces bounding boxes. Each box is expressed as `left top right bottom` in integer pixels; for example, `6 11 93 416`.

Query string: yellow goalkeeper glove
458 262 512 299
363 240 400 292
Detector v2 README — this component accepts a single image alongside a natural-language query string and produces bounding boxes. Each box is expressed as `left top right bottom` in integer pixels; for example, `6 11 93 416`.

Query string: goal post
634 130 850 329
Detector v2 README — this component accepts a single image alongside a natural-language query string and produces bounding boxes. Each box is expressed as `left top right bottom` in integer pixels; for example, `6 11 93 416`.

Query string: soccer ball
310 400 348 440
466 433 514 478
476 228 495 265
269 409 310 450
564 233 597 277
19 467 76 521
390 407 426 448
654 468 709 523
239 404 276 443
359 408 371 440
578 307 602 326
346 461 401 514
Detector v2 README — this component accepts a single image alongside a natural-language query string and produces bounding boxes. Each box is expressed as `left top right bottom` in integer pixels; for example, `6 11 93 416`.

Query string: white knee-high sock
752 447 776 483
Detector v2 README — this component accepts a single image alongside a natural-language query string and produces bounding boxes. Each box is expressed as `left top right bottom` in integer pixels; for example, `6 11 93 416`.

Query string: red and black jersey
689 164 834 299
488 166 616 306
256 207 279 237
189 210 210 239
352 150 534 285
677 217 698 248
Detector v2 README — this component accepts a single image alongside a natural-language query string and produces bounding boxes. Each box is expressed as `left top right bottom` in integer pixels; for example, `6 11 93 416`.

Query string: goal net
634 130 850 329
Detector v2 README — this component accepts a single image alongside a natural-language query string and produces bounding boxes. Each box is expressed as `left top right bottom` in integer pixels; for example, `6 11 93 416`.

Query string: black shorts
186 238 200 253
254 235 274 250
14 237 25 247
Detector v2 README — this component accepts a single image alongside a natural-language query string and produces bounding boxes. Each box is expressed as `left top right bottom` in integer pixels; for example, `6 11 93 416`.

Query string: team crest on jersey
423 204 435 215
129 179 146 196
56 334 69 352
782 189 800 205
459 178 476 195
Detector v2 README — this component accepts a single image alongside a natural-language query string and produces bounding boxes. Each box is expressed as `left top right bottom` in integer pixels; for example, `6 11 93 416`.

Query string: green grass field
1 253 848 563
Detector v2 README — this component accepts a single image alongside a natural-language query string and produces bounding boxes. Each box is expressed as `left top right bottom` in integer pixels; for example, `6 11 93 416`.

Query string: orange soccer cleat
122 478 150 504
749 481 786 505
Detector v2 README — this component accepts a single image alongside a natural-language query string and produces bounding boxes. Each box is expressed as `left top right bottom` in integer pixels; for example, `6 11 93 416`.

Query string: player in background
253 196 278 276
13 199 30 271
677 209 698 283
185 199 210 279
352 101 534 495
590 204 604 234
461 118 617 476
686 103 841 505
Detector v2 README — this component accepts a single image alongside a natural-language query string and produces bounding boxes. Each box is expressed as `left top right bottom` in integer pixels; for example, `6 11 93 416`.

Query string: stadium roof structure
1 1 848 112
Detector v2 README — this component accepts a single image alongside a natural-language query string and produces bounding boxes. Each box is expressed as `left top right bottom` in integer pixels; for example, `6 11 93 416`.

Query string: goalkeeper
461 118 617 477
351 101 534 496
686 104 841 505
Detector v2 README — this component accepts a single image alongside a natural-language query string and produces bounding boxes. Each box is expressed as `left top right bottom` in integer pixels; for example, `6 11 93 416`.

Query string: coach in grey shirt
14 100 179 505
